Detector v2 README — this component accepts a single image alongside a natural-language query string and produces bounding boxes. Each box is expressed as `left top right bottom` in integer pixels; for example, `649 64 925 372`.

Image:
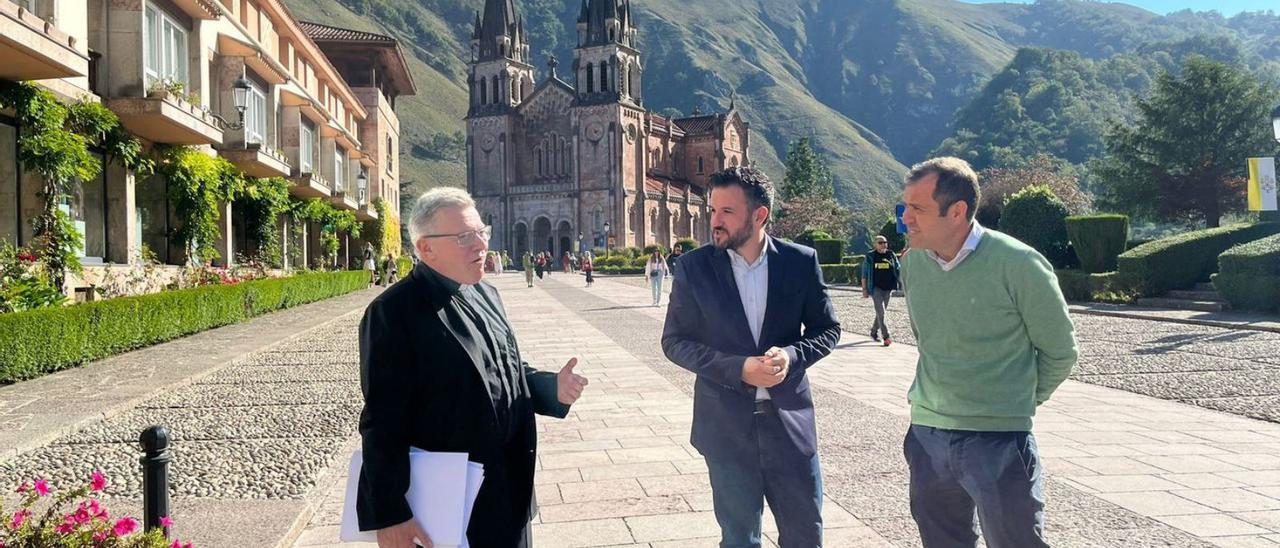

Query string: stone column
212 201 233 267
104 162 137 264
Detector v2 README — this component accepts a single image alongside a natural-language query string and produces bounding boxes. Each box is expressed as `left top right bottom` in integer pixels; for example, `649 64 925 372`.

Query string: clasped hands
741 346 790 388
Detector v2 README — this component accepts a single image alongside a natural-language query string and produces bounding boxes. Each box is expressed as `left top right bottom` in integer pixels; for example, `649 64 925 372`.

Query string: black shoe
871 330 880 342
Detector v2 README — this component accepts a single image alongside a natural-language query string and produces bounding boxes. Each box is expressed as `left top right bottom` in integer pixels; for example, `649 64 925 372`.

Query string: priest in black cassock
356 187 589 548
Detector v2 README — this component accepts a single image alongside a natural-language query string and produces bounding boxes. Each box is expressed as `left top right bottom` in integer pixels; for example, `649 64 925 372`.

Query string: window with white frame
299 120 315 173
245 82 267 145
335 146 347 193
143 5 189 89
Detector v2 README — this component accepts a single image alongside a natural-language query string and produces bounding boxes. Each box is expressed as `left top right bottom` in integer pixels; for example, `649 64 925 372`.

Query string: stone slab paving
550 275 1280 547
0 288 382 548
290 272 889 548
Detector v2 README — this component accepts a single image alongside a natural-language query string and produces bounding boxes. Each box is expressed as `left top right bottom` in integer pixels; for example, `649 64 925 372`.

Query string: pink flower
55 520 75 534
93 530 107 542
10 509 29 529
32 479 49 496
89 499 107 519
15 482 28 494
160 515 173 527
113 516 138 536
170 542 182 548
73 505 91 524
91 471 107 492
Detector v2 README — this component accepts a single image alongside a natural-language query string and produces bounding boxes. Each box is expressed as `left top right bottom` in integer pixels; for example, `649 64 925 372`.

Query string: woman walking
562 251 573 274
535 253 546 279
385 253 399 284
644 250 669 307
581 252 594 287
362 243 376 287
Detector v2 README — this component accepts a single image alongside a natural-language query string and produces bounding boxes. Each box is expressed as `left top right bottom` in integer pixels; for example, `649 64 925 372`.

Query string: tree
1093 56 1280 228
977 154 1093 228
782 137 834 201
772 196 854 242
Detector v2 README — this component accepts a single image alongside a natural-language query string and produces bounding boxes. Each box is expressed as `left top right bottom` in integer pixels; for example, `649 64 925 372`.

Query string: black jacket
661 238 841 460
356 263 569 546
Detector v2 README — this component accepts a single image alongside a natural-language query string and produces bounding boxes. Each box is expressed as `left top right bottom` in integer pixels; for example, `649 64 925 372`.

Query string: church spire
476 0 521 62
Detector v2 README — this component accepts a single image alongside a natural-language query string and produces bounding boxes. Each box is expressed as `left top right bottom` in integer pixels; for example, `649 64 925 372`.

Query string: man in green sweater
899 157 1078 548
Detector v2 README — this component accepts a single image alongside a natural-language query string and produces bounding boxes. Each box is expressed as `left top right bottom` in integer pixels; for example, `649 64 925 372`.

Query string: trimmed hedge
878 220 906 253
1212 232 1280 312
812 239 845 265
674 238 699 253
1066 214 1129 273
795 229 831 250
595 266 644 275
1117 223 1280 296
1001 185 1072 268
1054 269 1142 304
0 271 368 383
820 264 858 285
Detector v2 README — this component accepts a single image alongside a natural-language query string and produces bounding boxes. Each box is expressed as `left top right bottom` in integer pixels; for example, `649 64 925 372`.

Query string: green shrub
595 266 644 275
820 264 856 285
796 229 831 249
812 239 845 265
596 255 629 268
1117 223 1280 296
841 255 860 264
631 255 652 268
674 238 699 253
1066 214 1129 273
878 220 906 253
642 244 667 255
1212 232 1280 312
1001 185 1073 268
1053 269 1142 303
0 271 367 383
396 256 413 276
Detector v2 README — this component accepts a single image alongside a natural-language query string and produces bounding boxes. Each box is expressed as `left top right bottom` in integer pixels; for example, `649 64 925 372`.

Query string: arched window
697 156 704 173
491 78 499 104
511 78 518 103
536 146 543 175
599 61 608 92
586 65 594 93
730 156 739 167
479 77 487 105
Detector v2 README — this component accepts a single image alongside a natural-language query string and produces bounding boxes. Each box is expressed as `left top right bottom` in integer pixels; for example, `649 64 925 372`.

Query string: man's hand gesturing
557 358 589 404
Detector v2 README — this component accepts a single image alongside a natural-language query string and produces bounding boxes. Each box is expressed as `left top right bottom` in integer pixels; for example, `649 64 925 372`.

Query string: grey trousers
871 287 892 339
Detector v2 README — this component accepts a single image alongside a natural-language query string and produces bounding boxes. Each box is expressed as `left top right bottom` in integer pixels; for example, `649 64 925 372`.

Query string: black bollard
139 425 172 538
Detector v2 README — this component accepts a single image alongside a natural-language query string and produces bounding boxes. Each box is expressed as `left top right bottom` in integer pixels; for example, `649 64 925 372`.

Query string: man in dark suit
662 167 842 548
357 187 589 548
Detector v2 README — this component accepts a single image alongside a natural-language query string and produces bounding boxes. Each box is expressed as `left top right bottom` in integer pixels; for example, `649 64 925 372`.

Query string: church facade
465 0 750 259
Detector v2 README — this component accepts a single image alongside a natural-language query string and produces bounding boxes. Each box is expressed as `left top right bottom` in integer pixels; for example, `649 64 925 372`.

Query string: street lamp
356 170 368 205
603 221 611 258
1271 104 1280 144
210 69 253 131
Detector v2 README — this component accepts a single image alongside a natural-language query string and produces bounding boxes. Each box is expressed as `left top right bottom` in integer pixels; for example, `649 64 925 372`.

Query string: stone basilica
466 0 751 259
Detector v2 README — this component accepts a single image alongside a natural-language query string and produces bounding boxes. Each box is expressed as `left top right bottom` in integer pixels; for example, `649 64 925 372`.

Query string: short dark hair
709 166 774 221
905 157 980 221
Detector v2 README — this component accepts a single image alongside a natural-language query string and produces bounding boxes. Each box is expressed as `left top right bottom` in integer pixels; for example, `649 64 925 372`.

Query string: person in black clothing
356 187 589 548
861 236 902 347
666 245 683 278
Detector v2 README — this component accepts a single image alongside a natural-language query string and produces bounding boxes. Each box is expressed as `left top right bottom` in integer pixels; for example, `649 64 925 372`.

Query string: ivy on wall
154 146 242 265
371 197 400 259
235 177 291 267
0 80 151 289
290 198 362 269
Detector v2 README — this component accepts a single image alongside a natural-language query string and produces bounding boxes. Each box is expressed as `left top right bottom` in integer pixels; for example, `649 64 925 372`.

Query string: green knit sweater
902 229 1078 432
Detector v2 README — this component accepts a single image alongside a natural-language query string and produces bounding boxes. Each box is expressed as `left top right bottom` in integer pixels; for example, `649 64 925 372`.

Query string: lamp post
356 170 368 206
1271 104 1280 145
210 69 253 132
603 221 611 258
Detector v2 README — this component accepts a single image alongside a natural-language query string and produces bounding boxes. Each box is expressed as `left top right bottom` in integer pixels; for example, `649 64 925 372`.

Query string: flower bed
2 472 193 547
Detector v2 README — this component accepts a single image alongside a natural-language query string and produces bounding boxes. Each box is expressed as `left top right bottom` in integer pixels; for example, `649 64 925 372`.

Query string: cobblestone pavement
0 292 379 547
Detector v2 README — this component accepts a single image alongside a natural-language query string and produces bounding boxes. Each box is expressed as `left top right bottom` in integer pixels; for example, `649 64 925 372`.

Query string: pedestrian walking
645 250 669 306
899 157 1077 548
581 252 594 287
562 251 573 274
385 253 399 285
534 253 545 279
363 243 376 287
523 251 535 287
667 245 683 278
662 167 841 547
861 235 901 346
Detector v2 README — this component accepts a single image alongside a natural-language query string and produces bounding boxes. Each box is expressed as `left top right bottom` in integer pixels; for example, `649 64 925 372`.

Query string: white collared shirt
925 221 986 272
727 243 772 400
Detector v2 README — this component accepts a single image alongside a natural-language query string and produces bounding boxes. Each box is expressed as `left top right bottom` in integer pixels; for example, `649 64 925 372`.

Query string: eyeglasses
875 241 888 246
423 225 491 247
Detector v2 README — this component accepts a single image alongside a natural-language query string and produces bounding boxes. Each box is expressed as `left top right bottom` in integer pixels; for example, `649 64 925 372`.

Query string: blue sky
959 0 1275 17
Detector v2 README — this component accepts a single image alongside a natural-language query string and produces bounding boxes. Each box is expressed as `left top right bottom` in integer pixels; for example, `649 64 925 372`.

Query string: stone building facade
465 0 750 259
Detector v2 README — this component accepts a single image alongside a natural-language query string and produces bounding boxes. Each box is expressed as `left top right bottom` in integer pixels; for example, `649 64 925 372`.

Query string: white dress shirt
925 221 986 272
727 243 773 401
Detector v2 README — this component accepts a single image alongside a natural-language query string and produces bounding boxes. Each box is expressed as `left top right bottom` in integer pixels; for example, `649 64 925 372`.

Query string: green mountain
281 0 1280 209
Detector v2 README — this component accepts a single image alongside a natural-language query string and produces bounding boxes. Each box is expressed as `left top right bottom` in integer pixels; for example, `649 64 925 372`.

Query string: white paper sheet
339 449 485 547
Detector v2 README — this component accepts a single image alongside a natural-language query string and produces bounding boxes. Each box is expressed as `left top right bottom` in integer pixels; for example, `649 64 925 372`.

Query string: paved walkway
294 274 1280 548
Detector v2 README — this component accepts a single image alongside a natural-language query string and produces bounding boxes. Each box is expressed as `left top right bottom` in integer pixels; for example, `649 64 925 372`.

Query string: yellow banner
1247 157 1278 212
